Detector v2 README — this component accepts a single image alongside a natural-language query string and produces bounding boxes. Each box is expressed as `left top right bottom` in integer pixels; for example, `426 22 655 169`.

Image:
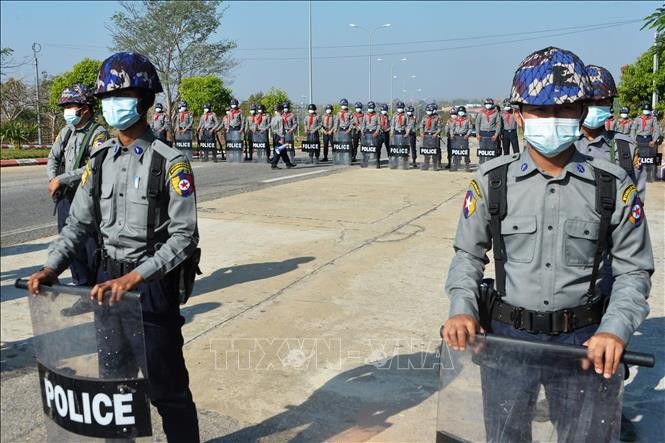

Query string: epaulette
612 132 635 146
90 138 114 158
478 152 522 176
588 155 628 181
152 139 184 163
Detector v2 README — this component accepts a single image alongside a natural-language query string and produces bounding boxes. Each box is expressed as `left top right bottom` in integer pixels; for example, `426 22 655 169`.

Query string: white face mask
523 117 581 158
620 113 628 119
326 109 332 114
204 108 210 113
397 108 404 113
485 104 493 110
341 106 348 110
368 109 375 113
250 110 256 114
226 111 230 115
355 108 362 112
308 110 315 114
458 111 466 117
381 110 387 115
504 106 512 112
63 108 82 126
179 107 186 112
284 108 289 112
426 111 432 116
643 110 651 115
407 111 413 116
231 105 237 109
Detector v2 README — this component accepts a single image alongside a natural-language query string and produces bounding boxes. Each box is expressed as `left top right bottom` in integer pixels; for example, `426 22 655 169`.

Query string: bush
0 148 50 160
0 121 38 147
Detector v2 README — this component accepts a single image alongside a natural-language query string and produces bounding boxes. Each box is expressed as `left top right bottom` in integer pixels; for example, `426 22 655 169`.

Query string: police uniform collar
112 128 155 161
581 129 611 146
566 149 594 180
512 147 537 177
69 117 94 133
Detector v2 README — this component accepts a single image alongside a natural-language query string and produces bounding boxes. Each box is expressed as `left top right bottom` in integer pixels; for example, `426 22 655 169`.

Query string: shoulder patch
621 183 637 204
169 160 195 197
469 179 482 199
80 161 92 188
90 142 112 158
478 152 521 176
628 195 643 226
91 132 108 150
463 190 477 219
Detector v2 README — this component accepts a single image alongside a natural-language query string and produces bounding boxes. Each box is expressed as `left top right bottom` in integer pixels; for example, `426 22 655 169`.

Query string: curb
0 158 48 168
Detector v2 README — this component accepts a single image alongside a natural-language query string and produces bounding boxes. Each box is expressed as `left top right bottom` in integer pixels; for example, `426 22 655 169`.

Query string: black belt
491 298 605 335
479 131 495 137
503 129 516 132
100 253 139 279
229 126 241 131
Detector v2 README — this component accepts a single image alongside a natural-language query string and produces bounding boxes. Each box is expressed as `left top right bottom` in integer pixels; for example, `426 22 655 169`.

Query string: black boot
620 414 637 442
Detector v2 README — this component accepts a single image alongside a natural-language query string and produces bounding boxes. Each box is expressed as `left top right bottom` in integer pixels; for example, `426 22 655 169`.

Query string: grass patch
1 148 51 160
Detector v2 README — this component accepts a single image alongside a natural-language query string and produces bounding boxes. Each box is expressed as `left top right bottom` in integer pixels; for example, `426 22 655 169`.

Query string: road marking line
261 169 329 183
1 223 56 238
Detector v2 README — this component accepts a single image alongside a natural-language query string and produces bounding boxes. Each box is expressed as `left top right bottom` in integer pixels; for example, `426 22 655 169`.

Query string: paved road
0 159 343 246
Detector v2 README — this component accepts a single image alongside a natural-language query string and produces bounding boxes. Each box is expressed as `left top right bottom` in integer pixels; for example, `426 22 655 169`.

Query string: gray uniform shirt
176 111 193 132
351 112 364 131
255 113 271 132
361 112 380 133
271 113 285 138
631 115 661 139
150 112 169 134
283 112 298 135
420 115 442 136
304 113 322 133
47 120 109 187
322 112 335 133
444 147 653 344
333 111 353 133
391 112 408 133
245 114 258 132
501 111 518 131
613 118 633 136
476 108 502 135
406 115 418 136
45 129 198 282
451 116 472 136
225 109 244 131
575 131 646 203
197 112 219 131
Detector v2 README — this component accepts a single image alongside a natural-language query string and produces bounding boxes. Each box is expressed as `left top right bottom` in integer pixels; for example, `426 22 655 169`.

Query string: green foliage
48 58 103 112
241 91 265 114
109 0 236 120
642 5 665 50
0 120 38 147
260 88 290 113
0 147 50 160
179 75 232 118
617 46 665 117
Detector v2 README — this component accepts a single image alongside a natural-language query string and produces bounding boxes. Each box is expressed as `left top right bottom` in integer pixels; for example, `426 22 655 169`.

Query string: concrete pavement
1 163 663 442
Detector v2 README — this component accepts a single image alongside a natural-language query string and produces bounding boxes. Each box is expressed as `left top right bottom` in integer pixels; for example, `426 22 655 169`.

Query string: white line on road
1 223 56 238
261 169 329 184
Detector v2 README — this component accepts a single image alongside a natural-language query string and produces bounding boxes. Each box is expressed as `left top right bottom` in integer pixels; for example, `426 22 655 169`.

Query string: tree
260 88 290 113
617 46 665 117
642 5 665 50
241 91 265 114
48 58 102 111
179 75 232 118
0 78 33 122
109 0 237 127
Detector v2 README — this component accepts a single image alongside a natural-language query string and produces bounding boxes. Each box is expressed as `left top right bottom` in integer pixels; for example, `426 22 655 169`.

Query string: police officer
406 105 419 168
283 101 298 164
197 102 219 162
321 104 335 162
631 103 661 182
443 107 458 169
577 65 645 203
29 51 201 442
175 100 194 161
225 98 245 161
304 103 322 164
333 98 353 161
271 103 285 153
442 47 653 442
47 84 108 302
420 103 443 170
501 98 520 155
244 104 257 160
377 103 391 168
391 101 408 158
255 104 271 162
360 101 381 168
613 107 633 136
451 105 472 171
151 102 170 144
351 101 364 162
476 97 502 163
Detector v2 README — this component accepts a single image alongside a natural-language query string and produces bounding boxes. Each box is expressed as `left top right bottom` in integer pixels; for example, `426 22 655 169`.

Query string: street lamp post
377 57 406 113
349 23 390 101
32 43 42 146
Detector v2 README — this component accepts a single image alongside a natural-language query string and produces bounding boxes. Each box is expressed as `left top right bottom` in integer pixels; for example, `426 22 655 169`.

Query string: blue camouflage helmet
249 103 257 111
457 105 467 113
642 102 652 111
94 52 163 96
58 84 95 106
484 97 494 105
381 103 389 111
406 105 415 113
503 98 511 105
450 107 458 115
367 101 375 109
282 101 290 109
354 101 363 109
425 104 433 112
585 65 617 100
325 104 333 110
510 46 591 106
230 98 239 106
179 101 187 108
619 107 629 114
396 100 405 109
339 98 349 106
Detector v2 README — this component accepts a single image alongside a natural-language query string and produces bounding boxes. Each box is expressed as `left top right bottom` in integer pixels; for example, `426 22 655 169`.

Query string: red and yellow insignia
463 190 476 219
169 161 195 197
628 196 643 226
469 179 482 199
80 161 91 188
621 184 636 204
633 149 641 170
92 133 108 149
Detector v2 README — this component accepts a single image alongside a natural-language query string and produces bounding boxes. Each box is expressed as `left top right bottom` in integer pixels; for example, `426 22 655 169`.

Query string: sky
1 0 661 105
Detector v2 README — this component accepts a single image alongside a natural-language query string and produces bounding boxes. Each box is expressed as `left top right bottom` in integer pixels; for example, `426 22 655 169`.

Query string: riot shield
420 134 440 171
252 130 269 163
477 135 497 165
389 133 410 170
435 334 656 443
450 135 470 172
15 279 152 442
284 131 297 164
332 131 352 166
199 130 218 163
174 137 193 163
360 132 379 168
226 130 244 163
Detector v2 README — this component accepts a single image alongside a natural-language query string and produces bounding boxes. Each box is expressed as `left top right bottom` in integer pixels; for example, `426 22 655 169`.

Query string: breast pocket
99 183 115 225
127 186 149 228
500 216 537 263
564 220 600 267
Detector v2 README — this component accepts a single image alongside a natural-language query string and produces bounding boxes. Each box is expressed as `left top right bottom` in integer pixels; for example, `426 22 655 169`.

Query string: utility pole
32 43 42 146
653 31 659 111
308 0 313 104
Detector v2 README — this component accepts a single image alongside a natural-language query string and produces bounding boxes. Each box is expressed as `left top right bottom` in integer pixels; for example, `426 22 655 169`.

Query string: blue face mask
63 108 81 126
523 118 580 158
102 97 141 130
582 106 611 129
